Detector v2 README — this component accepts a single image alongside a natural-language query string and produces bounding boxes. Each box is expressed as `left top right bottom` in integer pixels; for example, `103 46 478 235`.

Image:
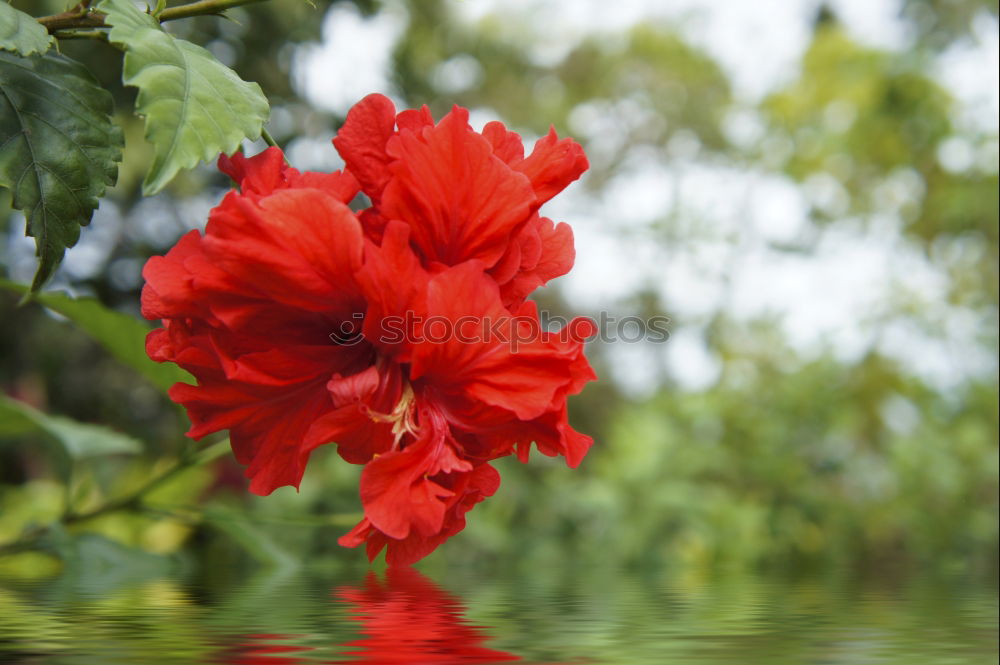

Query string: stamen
365 383 418 447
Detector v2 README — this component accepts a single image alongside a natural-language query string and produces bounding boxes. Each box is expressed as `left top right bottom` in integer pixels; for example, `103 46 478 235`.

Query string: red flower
143 97 595 565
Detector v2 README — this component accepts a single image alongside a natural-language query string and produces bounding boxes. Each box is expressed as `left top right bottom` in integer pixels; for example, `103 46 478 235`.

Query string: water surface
0 559 996 664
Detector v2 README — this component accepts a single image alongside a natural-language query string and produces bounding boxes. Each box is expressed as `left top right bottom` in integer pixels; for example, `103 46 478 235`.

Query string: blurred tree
901 0 1000 49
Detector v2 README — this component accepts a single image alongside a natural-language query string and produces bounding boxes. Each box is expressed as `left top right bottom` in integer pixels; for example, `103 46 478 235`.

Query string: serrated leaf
0 395 142 462
1 279 193 394
0 3 53 56
0 50 122 291
98 0 269 195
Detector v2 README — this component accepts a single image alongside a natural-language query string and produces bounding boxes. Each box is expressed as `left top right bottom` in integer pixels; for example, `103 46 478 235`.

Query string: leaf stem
38 0 272 34
260 129 291 165
260 127 279 148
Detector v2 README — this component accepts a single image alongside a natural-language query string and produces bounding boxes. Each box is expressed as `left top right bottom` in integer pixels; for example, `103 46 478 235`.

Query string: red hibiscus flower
142 96 595 565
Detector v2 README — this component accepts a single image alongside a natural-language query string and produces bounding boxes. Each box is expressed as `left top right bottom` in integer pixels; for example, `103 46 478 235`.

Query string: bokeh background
1 0 997 581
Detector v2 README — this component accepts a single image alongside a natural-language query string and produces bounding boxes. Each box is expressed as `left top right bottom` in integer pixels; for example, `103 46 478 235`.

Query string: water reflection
0 562 996 664
210 568 519 665
332 568 519 664
214 633 318 665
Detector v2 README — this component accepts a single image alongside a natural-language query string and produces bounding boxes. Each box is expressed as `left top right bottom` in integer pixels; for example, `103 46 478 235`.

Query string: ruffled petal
342 462 500 566
358 421 472 540
356 221 430 359
303 363 403 464
497 216 576 307
513 127 589 204
200 189 366 319
218 147 359 203
409 262 593 421
380 106 536 267
218 147 287 196
489 405 594 469
332 93 398 200
168 378 333 494
481 121 525 164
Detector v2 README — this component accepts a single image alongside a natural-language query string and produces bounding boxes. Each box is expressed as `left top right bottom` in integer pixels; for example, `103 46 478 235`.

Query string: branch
39 3 104 33
38 0 271 34
0 439 232 556
160 0 271 21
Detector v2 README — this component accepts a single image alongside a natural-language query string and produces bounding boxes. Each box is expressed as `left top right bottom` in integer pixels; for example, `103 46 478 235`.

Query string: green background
0 0 996 582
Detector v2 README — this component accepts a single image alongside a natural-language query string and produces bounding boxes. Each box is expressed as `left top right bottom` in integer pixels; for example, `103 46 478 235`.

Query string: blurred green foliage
0 0 996 580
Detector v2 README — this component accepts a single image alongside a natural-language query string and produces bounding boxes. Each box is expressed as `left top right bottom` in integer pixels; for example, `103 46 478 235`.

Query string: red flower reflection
333 568 520 664
214 634 316 665
212 571 522 665
143 95 595 564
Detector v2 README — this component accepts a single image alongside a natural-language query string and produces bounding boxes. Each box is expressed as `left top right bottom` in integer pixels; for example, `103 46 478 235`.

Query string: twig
38 0 271 34
0 439 231 556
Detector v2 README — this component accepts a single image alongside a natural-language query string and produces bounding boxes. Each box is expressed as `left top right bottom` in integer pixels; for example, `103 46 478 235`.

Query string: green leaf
0 3 53 56
0 397 34 438
98 0 269 195
0 279 194 394
0 50 122 291
0 395 142 461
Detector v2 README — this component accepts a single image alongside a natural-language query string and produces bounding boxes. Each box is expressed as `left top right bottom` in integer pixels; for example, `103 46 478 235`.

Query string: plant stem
38 0 272 34
260 127 279 148
259 129 291 165
160 0 271 22
0 439 231 556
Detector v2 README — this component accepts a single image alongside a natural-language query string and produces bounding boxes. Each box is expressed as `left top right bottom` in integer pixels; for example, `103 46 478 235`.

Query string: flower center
367 382 418 448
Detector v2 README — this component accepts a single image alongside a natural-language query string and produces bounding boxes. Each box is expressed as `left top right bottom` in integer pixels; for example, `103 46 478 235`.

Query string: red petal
481 121 525 164
358 426 471 540
170 378 336 494
333 93 398 200
396 105 434 133
484 405 594 469
218 147 360 204
410 262 589 421
343 462 500 566
498 217 576 307
303 364 403 464
381 106 536 267
141 230 211 321
218 147 286 196
487 235 522 285
356 221 429 359
202 189 365 316
513 127 589 204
